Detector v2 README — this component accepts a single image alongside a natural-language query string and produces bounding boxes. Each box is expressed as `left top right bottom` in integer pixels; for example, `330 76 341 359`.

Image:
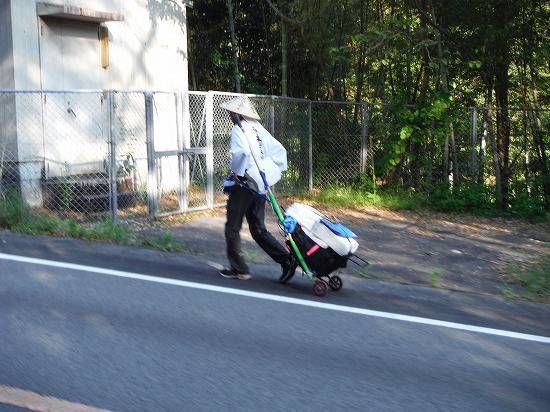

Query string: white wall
106 0 189 92
6 0 190 205
9 0 189 92
9 0 42 90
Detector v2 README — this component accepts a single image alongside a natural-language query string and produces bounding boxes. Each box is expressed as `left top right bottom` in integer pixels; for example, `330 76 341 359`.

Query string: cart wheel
313 279 328 297
329 275 343 291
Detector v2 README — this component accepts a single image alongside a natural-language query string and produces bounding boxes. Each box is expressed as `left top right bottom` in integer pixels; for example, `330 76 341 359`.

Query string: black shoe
220 268 251 280
280 256 298 283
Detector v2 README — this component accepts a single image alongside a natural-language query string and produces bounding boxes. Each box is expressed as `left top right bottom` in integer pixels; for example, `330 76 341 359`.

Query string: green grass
503 254 550 302
429 269 444 288
300 184 548 222
141 230 184 252
299 186 426 211
0 191 183 251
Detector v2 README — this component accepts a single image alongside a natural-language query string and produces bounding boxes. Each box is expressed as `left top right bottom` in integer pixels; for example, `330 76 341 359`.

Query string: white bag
285 203 359 256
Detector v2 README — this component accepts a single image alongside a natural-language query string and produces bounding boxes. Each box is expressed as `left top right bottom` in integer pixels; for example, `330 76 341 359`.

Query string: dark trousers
225 185 289 274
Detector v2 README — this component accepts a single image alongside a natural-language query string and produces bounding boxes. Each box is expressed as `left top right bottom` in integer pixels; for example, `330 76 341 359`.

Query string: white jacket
228 118 287 193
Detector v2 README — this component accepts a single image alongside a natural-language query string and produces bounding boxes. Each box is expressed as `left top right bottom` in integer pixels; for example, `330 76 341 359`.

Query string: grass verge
0 191 184 252
503 254 550 303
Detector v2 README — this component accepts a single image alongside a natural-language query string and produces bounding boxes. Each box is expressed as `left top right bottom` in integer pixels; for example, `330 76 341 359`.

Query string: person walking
219 95 297 282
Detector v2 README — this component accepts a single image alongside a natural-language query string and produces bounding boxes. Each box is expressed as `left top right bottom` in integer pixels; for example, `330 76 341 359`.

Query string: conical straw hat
220 95 260 120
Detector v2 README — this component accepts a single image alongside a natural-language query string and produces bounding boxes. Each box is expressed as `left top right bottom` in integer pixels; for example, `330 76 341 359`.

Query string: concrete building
0 0 192 208
1 0 191 91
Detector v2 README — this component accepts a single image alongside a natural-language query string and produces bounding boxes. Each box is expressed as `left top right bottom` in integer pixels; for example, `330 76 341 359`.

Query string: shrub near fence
0 90 548 224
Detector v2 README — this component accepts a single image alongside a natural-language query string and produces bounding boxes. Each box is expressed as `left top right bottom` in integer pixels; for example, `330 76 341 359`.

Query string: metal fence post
360 104 369 175
205 92 214 208
108 90 118 221
470 107 478 182
176 92 184 213
308 101 313 191
268 97 275 134
145 92 157 217
181 92 191 212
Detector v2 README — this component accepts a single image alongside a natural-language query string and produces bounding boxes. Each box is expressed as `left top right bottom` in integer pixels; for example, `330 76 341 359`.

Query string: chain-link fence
1 90 548 224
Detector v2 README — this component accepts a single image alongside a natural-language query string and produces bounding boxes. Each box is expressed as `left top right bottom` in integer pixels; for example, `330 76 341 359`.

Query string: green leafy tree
187 0 549 212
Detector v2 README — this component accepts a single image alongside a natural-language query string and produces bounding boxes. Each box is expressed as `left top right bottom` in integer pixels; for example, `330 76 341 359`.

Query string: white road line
0 384 112 412
2 252 549 344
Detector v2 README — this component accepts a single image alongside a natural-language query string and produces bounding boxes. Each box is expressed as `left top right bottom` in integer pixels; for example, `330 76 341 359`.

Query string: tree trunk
486 85 502 206
490 0 515 210
528 62 550 208
410 0 430 190
494 64 511 210
281 20 288 97
227 0 240 92
477 108 487 185
431 0 458 187
354 0 367 122
186 17 196 91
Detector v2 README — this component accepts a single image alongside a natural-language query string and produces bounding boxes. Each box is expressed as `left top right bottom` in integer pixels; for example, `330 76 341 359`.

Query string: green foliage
351 14 417 56
86 219 134 243
67 221 90 239
0 191 63 234
189 0 549 208
25 214 64 235
396 95 451 139
426 183 496 215
430 269 444 288
188 0 550 108
188 0 282 94
0 191 185 251
0 191 27 228
306 182 547 221
117 154 135 177
506 180 548 222
303 186 427 211
141 230 184 252
423 174 547 221
504 254 550 302
351 174 376 193
375 93 453 176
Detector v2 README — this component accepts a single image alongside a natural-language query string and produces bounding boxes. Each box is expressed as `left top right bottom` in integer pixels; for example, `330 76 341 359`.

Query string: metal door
39 19 106 178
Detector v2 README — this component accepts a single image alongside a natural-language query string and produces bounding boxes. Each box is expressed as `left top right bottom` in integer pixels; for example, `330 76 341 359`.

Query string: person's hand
232 172 240 184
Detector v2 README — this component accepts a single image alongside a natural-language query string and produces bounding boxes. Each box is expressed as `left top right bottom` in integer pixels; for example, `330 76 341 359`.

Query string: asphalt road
1 231 549 411
1 230 549 337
